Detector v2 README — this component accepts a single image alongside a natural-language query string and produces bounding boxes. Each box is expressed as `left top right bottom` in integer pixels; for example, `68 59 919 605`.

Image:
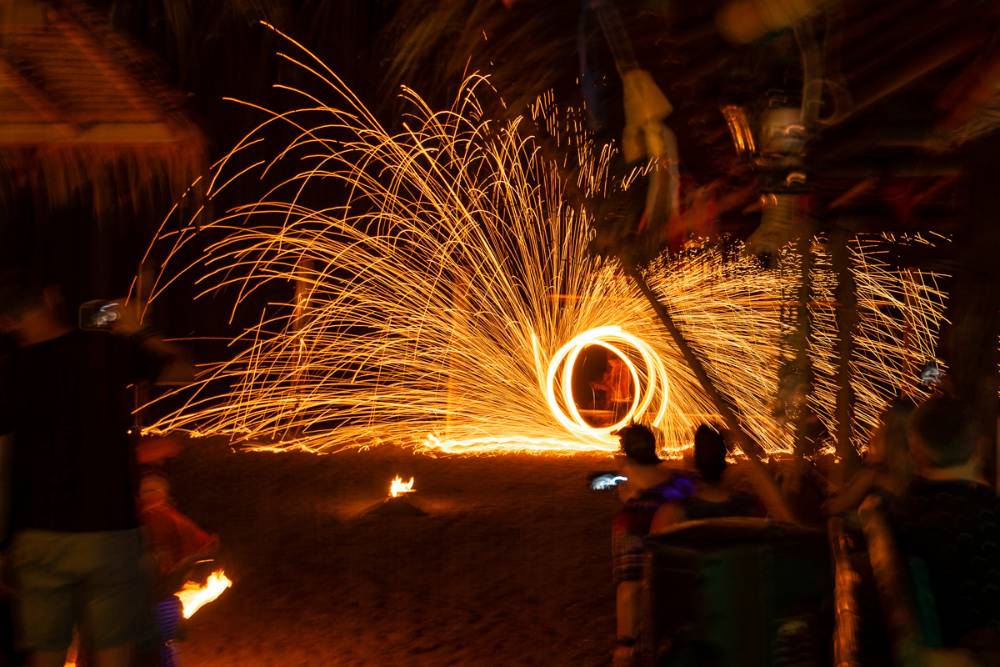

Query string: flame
177 570 233 619
389 475 415 498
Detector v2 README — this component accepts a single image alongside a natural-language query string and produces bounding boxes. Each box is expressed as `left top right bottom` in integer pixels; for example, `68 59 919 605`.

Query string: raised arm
822 467 878 516
731 459 796 524
113 302 195 386
649 502 686 533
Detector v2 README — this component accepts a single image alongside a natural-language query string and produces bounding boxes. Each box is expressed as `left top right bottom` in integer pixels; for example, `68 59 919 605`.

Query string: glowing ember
389 476 415 498
177 570 233 619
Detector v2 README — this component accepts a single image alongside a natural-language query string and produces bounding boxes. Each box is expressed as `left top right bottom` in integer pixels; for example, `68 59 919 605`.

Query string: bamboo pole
621 260 765 459
832 225 861 474
828 518 862 667
857 497 926 667
791 227 816 458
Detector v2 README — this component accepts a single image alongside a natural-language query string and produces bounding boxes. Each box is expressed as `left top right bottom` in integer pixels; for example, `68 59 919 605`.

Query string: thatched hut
0 0 205 300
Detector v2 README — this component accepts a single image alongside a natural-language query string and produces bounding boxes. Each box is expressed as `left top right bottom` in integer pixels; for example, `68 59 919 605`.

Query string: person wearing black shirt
0 277 193 667
890 395 1000 658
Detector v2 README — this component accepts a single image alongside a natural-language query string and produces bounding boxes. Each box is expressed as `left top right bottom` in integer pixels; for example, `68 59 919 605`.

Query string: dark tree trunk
832 222 861 476
946 137 1000 490
622 261 765 459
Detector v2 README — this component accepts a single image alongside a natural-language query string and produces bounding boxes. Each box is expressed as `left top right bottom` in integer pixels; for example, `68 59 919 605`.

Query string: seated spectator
650 425 794 532
611 424 690 666
824 396 916 516
888 395 1000 651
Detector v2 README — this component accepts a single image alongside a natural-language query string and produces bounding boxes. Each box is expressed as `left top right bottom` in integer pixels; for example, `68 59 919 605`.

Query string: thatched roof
0 0 205 215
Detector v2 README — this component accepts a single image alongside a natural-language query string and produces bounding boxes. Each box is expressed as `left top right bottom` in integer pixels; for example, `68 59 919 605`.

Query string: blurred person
887 395 1000 653
138 472 218 586
76 472 217 667
591 357 632 420
137 472 218 667
650 424 794 532
611 424 692 666
824 396 917 516
0 341 24 667
0 272 194 667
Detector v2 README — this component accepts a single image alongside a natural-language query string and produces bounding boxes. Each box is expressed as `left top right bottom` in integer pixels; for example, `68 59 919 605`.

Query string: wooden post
132 264 154 433
949 137 1000 491
831 224 861 475
621 260 765 459
829 518 862 667
283 256 313 442
791 225 816 458
446 271 470 444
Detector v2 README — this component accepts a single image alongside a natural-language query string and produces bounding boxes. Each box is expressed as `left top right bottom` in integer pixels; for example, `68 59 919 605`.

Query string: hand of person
616 479 637 502
200 534 221 557
110 300 147 337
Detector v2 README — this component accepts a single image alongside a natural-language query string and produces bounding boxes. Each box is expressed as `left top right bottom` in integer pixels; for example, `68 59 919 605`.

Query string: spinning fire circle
544 326 669 444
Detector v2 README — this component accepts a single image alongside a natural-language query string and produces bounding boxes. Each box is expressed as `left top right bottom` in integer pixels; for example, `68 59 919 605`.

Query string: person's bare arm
649 502 686 533
132 334 196 386
113 302 195 386
732 459 796 523
823 467 877 516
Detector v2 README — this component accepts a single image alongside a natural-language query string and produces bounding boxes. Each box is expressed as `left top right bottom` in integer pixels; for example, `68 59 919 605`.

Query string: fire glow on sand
140 26 949 457
177 570 233 620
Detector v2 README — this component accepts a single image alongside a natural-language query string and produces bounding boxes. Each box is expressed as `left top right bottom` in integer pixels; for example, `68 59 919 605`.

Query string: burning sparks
139 26 952 458
542 326 669 446
177 570 233 619
809 233 949 449
389 475 415 498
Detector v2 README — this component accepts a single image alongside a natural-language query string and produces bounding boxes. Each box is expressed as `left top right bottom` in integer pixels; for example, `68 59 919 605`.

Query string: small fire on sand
360 474 427 518
177 570 233 619
389 475 415 498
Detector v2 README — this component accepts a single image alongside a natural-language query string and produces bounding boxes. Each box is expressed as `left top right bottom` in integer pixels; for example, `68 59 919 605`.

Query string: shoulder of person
650 502 686 533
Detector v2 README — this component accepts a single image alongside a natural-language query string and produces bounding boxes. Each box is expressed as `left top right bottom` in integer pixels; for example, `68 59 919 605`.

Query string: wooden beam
0 123 75 143
621 260 766 459
832 223 861 474
0 60 61 122
0 121 182 145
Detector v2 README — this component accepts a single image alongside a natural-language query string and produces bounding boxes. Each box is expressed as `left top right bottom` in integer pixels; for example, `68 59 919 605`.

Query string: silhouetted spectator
0 273 193 667
889 395 1000 652
611 424 690 666
824 396 917 516
139 472 219 583
650 425 794 532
